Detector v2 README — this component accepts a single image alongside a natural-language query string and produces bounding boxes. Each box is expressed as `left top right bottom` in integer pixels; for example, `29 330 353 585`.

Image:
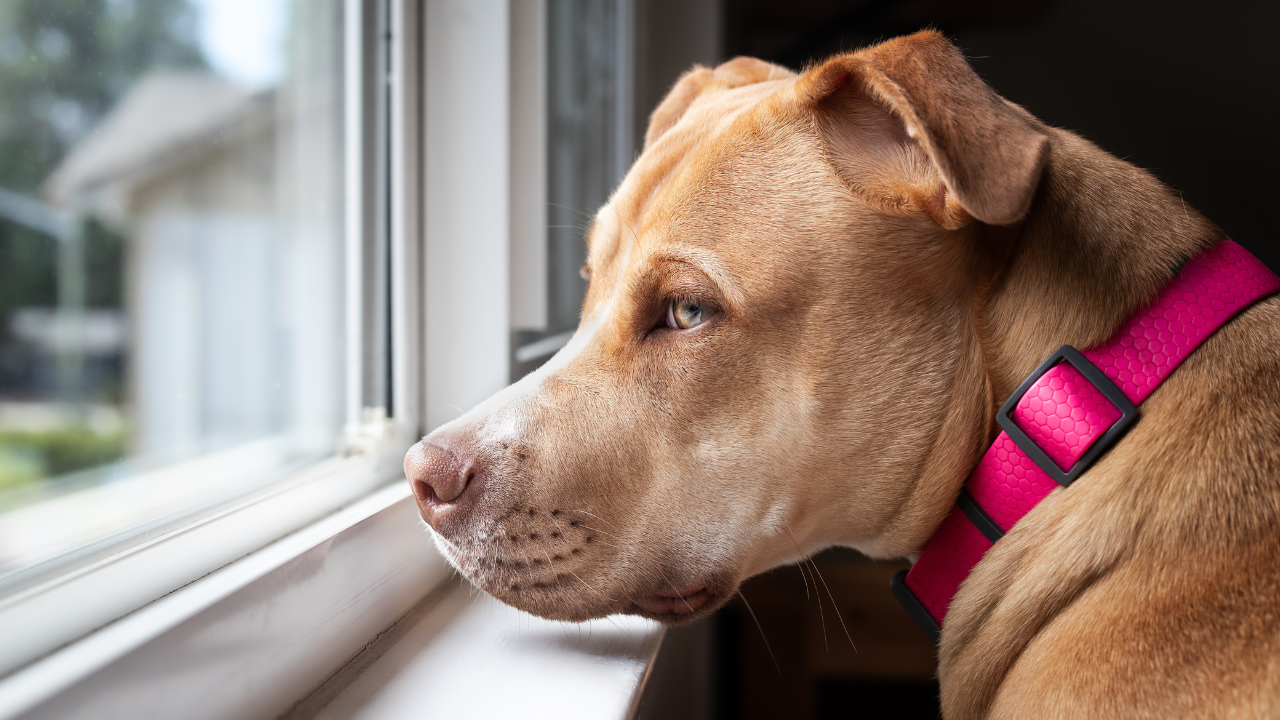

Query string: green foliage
0 0 206 316
0 225 56 310
0 426 127 492
0 0 201 360
82 217 125 308
0 443 42 492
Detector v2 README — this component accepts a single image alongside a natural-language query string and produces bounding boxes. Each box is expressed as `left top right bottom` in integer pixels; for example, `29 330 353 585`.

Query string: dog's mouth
635 584 713 616
424 500 733 622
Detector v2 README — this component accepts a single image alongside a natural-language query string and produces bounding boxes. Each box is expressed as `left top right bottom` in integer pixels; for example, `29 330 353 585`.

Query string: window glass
512 0 631 378
546 0 631 335
0 0 345 582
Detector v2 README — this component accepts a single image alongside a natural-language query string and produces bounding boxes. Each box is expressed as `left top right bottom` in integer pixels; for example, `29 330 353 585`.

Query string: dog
404 30 1280 718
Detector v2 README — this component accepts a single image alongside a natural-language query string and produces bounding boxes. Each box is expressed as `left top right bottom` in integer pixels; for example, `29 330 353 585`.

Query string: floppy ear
799 31 1049 227
645 57 794 149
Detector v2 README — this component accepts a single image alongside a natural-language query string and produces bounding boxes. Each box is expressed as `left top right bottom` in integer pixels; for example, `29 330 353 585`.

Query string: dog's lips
635 585 712 615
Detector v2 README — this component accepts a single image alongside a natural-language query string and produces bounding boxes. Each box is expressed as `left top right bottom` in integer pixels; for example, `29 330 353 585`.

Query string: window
0 0 421 683
0 0 349 578
512 0 722 380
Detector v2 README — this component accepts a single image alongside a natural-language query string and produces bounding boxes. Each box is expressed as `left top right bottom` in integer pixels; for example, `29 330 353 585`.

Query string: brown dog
404 30 1280 718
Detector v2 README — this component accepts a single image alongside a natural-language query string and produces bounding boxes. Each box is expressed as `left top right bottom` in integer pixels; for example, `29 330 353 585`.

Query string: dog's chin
631 585 731 624
429 531 622 622
431 530 735 624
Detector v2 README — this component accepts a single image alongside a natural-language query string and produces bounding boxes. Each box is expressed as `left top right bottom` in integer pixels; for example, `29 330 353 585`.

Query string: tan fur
404 30 1280 718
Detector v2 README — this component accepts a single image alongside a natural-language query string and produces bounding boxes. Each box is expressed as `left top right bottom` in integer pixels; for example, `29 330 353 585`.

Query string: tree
0 0 207 193
0 0 208 393
0 0 209 487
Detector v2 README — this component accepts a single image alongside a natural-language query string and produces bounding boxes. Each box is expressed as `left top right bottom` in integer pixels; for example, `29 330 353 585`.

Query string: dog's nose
404 439 475 512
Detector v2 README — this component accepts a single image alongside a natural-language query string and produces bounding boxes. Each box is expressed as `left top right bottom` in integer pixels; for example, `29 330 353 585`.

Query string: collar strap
891 240 1280 644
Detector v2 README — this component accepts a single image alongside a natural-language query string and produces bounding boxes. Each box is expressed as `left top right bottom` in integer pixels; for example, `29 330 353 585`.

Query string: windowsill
0 467 665 720
0 435 318 587
0 479 435 720
287 580 664 720
0 430 413 683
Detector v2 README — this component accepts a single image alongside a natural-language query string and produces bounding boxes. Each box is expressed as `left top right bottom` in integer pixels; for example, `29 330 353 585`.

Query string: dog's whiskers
562 508 621 530
568 569 619 604
549 511 677 610
546 201 595 223
575 523 625 541
809 558 854 650
784 524 855 652
779 528 812 600
737 589 782 679
780 527 827 652
585 537 697 613
513 544 539 590
540 545 620 604
544 513 622 602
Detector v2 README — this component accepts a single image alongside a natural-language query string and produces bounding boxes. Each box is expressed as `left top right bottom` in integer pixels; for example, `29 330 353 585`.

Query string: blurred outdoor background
0 0 345 575
0 0 206 504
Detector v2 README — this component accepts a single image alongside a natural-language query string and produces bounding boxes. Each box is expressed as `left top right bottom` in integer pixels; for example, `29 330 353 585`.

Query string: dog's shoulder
941 293 1280 719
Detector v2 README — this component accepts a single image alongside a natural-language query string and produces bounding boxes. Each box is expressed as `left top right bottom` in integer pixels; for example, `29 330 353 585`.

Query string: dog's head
405 31 1053 623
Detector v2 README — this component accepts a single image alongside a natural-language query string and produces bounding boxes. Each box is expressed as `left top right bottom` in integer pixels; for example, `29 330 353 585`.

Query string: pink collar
892 240 1280 643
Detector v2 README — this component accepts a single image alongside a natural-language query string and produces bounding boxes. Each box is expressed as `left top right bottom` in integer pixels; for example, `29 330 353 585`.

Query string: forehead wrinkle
585 207 629 275
642 80 789 199
647 249 744 310
588 197 652 283
582 206 638 319
637 116 785 257
584 78 797 320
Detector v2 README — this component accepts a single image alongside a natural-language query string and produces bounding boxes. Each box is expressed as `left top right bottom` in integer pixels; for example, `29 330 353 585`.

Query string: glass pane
511 0 630 379
0 0 345 581
547 0 629 332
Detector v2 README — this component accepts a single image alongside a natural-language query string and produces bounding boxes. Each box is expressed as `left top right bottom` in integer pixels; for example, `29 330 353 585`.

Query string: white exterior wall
128 85 344 462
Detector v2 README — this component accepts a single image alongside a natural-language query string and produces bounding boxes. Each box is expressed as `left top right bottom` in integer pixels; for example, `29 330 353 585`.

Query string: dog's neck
879 128 1223 555
976 127 1223 410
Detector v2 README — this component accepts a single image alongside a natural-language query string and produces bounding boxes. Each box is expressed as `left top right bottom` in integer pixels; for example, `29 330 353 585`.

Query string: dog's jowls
404 31 1280 718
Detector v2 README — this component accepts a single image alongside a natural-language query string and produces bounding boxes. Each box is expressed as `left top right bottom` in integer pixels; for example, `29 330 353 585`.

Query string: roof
43 71 265 212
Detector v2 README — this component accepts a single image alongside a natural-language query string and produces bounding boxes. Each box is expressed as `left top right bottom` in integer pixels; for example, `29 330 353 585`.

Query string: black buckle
956 489 1005 543
890 570 941 645
995 345 1137 487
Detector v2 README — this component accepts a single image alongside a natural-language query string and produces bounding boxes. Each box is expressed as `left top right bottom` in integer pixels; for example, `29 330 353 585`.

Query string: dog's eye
667 299 712 330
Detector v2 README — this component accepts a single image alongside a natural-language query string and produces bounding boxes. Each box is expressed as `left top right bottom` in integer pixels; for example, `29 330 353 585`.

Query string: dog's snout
405 439 475 515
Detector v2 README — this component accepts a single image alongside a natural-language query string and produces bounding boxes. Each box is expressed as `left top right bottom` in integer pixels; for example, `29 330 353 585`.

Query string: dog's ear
645 57 794 150
799 31 1049 227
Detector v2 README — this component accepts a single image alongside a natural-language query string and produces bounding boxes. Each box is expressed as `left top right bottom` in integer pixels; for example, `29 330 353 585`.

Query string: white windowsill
292 581 664 720
0 435 314 588
0 430 413 682
0 481 442 720
0 470 665 720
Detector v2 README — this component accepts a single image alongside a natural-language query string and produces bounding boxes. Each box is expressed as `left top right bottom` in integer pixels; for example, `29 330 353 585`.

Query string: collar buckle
996 345 1138 487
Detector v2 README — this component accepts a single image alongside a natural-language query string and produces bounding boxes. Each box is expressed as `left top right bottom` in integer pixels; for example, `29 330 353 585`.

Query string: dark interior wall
723 0 1280 272
633 0 724 156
